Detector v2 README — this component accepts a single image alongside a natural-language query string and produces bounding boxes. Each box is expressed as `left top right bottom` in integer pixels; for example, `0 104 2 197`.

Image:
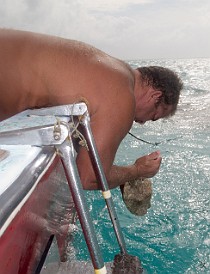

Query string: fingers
148 150 161 160
134 151 162 178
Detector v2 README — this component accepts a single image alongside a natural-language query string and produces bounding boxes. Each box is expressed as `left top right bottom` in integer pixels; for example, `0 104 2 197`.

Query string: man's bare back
0 29 134 120
0 29 182 190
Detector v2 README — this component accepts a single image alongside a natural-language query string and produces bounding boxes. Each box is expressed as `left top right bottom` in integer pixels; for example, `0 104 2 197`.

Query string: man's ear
152 90 163 104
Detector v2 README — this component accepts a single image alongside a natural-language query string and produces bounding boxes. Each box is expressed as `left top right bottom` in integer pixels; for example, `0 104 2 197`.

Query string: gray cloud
0 0 209 59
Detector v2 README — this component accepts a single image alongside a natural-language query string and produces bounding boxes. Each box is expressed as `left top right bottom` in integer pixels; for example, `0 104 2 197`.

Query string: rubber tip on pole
102 190 111 199
94 265 107 274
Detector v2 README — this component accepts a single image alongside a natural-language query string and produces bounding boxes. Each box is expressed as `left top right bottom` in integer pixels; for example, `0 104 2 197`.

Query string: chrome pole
80 113 127 254
57 139 106 273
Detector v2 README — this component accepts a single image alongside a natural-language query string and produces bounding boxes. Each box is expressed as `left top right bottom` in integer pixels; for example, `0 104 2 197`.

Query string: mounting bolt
54 131 61 140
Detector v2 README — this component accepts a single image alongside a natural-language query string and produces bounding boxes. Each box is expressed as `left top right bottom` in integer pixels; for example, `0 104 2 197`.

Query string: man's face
135 98 174 124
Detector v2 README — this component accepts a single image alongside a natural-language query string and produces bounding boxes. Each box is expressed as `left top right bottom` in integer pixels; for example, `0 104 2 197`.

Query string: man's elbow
80 170 114 190
76 156 111 190
80 179 98 190
79 172 100 190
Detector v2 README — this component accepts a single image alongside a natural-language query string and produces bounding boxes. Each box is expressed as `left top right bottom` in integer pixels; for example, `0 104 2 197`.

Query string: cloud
0 1 80 35
0 0 210 59
82 0 152 12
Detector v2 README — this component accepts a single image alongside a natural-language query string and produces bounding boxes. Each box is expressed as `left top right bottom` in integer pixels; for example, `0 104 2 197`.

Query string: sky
0 0 210 60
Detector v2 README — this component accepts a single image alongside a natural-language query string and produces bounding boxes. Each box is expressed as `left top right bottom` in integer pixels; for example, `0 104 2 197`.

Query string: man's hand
134 151 162 178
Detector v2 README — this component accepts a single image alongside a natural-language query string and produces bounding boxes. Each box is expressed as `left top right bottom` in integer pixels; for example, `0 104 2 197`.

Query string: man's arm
76 90 135 190
77 134 161 190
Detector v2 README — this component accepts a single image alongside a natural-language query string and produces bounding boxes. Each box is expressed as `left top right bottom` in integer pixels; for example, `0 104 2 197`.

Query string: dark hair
137 66 183 114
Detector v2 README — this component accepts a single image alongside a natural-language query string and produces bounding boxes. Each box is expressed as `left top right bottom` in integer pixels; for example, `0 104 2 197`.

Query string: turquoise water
71 59 210 273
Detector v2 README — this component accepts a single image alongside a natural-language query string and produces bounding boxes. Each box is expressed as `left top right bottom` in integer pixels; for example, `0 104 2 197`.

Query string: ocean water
43 58 210 274
69 58 210 274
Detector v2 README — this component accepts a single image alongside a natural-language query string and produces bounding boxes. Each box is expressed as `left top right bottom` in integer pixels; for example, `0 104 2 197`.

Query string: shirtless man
0 29 183 190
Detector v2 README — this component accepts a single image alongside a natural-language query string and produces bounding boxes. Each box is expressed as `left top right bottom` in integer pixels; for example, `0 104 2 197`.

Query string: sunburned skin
0 29 134 121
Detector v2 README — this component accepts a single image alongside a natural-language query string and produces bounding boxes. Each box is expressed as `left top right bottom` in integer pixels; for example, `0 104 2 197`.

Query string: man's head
134 66 183 124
